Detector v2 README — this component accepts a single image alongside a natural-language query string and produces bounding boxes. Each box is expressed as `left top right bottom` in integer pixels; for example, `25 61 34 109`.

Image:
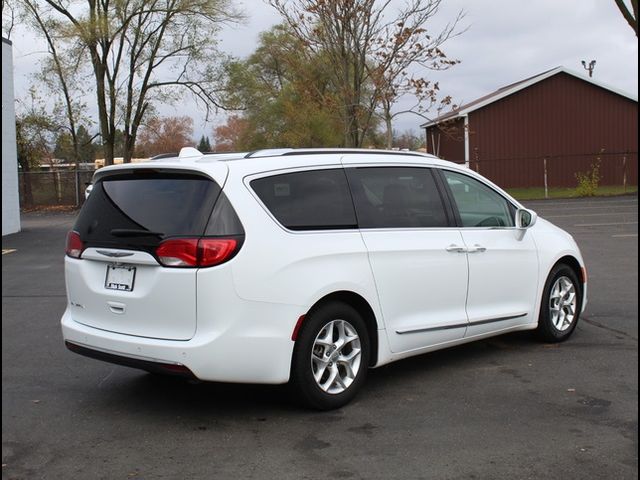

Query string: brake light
156 239 199 267
199 239 238 267
66 231 84 258
156 238 239 267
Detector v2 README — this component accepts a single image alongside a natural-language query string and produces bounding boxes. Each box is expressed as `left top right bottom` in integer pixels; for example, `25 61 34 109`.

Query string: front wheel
291 302 370 410
536 264 582 342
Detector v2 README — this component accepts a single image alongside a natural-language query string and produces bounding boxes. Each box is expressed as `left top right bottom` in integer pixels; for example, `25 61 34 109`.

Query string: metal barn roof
421 66 638 128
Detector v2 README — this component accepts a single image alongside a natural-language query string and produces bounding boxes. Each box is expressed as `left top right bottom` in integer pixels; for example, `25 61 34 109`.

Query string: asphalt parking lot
2 195 638 480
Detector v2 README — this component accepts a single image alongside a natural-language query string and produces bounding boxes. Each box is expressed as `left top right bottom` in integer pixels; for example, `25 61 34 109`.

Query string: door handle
446 244 467 253
467 244 487 253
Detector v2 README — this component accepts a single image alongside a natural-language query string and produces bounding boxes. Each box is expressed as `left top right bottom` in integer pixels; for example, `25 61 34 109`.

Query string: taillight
156 238 239 268
199 238 238 267
66 231 84 258
156 238 199 267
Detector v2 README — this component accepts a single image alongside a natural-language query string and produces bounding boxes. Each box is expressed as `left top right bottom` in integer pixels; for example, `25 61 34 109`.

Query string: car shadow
82 330 538 419
364 331 536 391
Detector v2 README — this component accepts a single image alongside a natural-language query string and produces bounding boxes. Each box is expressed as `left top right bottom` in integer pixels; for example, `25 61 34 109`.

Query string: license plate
105 265 136 292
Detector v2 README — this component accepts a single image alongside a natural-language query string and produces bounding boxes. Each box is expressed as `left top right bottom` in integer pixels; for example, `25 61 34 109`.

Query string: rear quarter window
250 169 357 231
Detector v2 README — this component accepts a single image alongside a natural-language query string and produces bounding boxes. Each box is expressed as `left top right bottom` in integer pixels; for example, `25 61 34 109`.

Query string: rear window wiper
110 229 164 237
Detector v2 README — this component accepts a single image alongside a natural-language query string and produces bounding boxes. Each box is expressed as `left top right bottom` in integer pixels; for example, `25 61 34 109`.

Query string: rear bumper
65 341 197 379
61 304 299 384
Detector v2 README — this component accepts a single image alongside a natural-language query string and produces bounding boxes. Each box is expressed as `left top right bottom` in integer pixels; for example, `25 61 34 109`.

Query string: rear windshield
74 171 221 250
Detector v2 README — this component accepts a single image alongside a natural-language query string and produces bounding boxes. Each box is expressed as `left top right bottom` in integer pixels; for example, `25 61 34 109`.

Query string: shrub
575 160 601 197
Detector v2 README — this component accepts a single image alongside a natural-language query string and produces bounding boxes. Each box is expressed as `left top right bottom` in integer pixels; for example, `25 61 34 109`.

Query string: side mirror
515 208 537 229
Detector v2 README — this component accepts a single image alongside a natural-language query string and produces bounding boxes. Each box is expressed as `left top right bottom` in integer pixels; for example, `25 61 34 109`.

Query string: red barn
422 67 638 189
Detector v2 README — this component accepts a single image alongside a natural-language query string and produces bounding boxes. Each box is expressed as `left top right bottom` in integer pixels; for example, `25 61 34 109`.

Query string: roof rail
150 152 179 160
281 149 427 158
151 148 433 162
196 152 250 162
243 148 431 159
244 148 294 158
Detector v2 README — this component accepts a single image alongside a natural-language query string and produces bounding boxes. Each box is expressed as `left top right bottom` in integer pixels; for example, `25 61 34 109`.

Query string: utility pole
581 60 596 77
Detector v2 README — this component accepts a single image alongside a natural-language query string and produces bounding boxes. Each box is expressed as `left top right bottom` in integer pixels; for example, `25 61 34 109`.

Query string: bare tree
25 0 242 165
368 1 464 148
21 0 92 203
2 0 16 38
15 89 61 206
270 0 463 148
614 0 638 36
270 0 378 147
136 115 194 157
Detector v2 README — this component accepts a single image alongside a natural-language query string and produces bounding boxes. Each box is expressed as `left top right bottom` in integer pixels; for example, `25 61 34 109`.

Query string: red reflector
198 238 237 267
160 363 192 373
291 315 306 341
156 237 239 267
156 238 199 267
66 231 84 258
581 267 588 283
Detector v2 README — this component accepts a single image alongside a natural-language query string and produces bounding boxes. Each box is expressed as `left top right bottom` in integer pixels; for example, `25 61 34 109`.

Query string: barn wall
425 118 465 163
467 72 638 188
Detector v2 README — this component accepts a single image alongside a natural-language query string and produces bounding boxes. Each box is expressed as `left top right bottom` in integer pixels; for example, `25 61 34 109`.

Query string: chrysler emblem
96 250 134 258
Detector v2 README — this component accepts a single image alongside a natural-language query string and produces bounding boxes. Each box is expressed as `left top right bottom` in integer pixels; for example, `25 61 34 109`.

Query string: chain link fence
465 151 637 196
19 170 95 208
17 152 638 207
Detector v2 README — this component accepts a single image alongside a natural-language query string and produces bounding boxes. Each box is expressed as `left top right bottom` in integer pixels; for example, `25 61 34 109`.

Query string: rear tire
291 301 370 410
536 264 582 342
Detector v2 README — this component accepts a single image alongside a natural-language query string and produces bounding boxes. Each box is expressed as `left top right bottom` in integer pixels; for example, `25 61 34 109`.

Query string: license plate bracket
105 265 136 292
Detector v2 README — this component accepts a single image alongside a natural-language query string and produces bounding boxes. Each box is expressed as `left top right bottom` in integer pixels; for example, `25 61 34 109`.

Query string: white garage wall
2 38 20 236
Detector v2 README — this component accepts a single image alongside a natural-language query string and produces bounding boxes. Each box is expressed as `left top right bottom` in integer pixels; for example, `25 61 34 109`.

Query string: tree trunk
123 132 132 163
90 48 114 165
101 135 115 166
349 105 359 148
343 109 351 147
385 112 393 149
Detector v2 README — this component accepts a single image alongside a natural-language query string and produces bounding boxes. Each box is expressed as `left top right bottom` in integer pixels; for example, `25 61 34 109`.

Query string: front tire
291 302 370 410
536 264 582 342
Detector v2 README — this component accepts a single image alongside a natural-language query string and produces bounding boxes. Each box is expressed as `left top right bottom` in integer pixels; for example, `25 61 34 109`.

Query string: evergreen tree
197 135 212 152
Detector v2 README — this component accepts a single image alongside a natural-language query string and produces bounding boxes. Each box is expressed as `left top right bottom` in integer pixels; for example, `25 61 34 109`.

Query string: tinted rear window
346 167 448 228
251 169 357 230
74 172 221 250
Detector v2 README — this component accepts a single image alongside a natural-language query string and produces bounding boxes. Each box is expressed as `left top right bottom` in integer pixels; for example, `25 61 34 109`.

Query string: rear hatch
65 167 226 340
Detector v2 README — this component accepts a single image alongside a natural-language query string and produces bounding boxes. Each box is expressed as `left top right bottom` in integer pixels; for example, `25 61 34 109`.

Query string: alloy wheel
310 319 362 394
549 276 577 332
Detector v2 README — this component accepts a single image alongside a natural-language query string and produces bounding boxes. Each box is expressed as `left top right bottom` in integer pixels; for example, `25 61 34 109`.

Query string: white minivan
62 148 587 409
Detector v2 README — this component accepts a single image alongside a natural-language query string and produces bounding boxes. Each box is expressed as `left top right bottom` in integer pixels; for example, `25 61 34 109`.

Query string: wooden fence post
543 157 549 199
75 169 80 206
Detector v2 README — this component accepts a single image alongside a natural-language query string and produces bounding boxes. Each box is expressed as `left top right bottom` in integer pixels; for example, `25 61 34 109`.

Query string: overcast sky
6 0 639 143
